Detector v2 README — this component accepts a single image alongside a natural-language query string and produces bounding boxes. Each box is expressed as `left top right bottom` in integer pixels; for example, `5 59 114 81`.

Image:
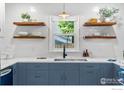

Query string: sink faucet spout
63 45 67 58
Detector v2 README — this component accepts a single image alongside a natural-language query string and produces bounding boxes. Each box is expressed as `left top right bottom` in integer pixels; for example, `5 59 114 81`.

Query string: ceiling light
58 3 70 18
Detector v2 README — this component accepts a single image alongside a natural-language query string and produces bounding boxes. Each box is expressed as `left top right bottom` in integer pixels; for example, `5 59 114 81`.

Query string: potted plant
98 7 119 22
21 13 31 22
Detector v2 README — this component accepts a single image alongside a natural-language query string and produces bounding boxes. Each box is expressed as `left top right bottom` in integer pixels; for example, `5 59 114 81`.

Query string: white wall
0 3 4 32
5 3 124 58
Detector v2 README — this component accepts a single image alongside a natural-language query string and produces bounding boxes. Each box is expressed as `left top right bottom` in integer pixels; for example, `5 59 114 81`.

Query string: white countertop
1 57 124 69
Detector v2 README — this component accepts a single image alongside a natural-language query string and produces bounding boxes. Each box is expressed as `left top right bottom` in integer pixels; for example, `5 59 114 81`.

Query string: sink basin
54 58 87 61
107 59 117 61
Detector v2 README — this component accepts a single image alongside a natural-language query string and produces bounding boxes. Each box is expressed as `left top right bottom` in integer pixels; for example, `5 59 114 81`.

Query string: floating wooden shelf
13 22 46 26
13 36 46 39
83 22 116 26
84 36 116 39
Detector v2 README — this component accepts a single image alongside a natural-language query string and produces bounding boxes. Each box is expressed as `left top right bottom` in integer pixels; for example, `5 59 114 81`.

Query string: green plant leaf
58 21 74 34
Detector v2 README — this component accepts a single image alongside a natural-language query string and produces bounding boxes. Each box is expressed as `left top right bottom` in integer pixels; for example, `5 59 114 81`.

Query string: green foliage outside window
58 21 74 34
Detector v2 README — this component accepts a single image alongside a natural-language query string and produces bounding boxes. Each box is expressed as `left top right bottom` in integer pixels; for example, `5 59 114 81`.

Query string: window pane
58 21 74 34
54 35 74 48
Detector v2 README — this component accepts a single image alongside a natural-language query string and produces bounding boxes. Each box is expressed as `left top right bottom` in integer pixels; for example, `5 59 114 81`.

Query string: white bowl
17 32 29 36
31 32 42 36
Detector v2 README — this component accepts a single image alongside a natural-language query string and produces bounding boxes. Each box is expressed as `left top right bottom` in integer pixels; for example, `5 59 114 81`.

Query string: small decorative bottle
82 49 89 57
83 50 86 57
85 49 89 57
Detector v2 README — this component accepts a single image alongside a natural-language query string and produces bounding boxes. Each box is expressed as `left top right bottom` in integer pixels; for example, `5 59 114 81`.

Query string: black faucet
63 45 67 58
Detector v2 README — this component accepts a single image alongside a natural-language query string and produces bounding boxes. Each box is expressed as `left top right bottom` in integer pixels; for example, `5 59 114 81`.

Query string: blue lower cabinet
113 64 120 79
48 63 79 85
0 76 2 85
49 70 79 85
49 70 65 85
0 67 13 85
80 63 100 85
12 63 120 85
26 70 48 85
64 70 79 85
99 63 120 85
80 69 100 85
13 63 49 85
13 63 27 85
100 63 114 79
26 63 48 85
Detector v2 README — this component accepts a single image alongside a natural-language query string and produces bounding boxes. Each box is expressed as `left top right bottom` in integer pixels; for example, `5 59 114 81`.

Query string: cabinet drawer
82 69 99 74
64 63 79 70
49 63 79 70
26 63 48 70
49 63 66 70
26 70 48 85
80 63 100 70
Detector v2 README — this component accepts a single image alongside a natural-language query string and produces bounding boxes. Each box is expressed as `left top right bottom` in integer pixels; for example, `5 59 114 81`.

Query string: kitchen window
49 16 79 52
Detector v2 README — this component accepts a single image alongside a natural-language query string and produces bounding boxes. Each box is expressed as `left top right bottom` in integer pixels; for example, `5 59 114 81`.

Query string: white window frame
49 16 80 52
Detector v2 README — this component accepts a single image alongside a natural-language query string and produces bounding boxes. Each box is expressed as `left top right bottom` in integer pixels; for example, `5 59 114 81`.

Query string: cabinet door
80 69 100 85
64 63 79 85
13 63 26 85
64 70 79 85
113 64 120 79
100 63 114 79
48 63 65 85
13 64 17 85
48 63 80 85
49 70 65 85
26 70 48 85
80 63 100 85
26 63 48 85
